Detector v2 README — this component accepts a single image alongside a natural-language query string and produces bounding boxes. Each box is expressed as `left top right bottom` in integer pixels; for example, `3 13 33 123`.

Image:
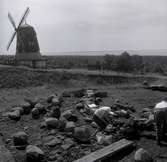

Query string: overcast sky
0 0 167 54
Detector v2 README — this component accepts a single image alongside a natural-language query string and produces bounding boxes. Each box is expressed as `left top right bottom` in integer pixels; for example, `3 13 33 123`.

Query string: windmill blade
17 7 30 28
6 31 17 50
8 12 17 30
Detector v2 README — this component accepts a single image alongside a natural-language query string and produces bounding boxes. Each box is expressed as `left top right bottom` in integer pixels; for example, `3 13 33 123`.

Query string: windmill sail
18 7 30 28
6 7 30 50
8 13 17 30
7 31 17 50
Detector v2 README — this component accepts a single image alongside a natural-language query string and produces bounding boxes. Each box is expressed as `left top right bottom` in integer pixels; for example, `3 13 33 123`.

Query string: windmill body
7 7 46 68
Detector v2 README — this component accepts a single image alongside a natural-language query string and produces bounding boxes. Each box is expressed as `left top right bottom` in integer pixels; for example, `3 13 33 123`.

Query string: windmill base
15 52 47 68
16 59 46 68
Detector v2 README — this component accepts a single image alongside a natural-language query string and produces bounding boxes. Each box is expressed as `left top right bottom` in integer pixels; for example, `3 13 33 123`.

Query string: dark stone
13 131 28 147
31 108 40 119
62 110 78 122
26 145 45 162
45 118 59 129
20 102 32 114
50 106 61 119
74 126 92 143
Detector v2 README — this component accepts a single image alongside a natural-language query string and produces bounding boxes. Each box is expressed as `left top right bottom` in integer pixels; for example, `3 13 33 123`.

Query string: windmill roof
16 52 44 61
19 23 32 28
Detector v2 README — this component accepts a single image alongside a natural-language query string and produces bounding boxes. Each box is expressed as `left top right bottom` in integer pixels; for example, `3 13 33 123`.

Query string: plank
74 139 134 162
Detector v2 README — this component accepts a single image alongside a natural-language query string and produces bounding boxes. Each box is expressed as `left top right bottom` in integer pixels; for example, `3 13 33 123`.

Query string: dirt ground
1 82 167 162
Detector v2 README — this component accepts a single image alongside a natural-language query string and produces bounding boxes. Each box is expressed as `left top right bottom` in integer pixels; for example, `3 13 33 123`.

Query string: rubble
45 136 62 147
61 138 75 150
2 89 160 161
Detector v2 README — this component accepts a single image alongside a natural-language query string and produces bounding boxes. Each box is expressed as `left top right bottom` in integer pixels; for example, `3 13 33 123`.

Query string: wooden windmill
7 7 46 68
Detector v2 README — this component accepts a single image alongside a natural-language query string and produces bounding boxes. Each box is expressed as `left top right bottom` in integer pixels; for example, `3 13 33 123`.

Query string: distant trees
103 51 143 73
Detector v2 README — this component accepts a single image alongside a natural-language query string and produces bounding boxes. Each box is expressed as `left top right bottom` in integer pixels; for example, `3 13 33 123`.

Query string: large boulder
8 110 21 121
26 145 45 162
62 110 78 122
74 126 92 143
134 148 153 162
13 131 28 147
45 118 59 129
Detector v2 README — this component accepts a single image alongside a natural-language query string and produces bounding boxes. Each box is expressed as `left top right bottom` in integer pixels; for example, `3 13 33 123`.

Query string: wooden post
74 139 134 162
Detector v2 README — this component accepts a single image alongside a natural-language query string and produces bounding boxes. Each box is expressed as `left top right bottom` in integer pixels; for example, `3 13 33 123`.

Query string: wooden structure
74 139 134 162
7 7 46 68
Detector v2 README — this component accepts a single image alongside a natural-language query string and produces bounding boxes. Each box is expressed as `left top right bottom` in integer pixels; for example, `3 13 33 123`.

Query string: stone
47 94 57 103
95 97 102 105
35 103 46 114
74 126 92 143
8 110 21 121
62 110 78 122
45 118 59 129
58 118 67 131
11 107 24 115
75 103 84 110
45 137 62 147
65 121 75 132
31 108 40 119
91 122 98 128
61 138 74 150
0 145 16 162
134 148 153 162
105 124 114 133
52 97 60 106
50 106 61 119
83 117 93 123
96 133 113 145
13 131 28 147
26 145 44 162
20 102 32 114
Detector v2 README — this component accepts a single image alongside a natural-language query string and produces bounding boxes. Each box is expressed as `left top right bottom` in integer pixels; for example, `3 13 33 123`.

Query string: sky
0 0 167 54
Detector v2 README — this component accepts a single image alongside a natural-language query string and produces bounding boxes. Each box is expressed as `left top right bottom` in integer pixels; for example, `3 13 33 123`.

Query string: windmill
7 7 46 68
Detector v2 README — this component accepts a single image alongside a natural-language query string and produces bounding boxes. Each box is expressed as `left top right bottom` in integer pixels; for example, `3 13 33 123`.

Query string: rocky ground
0 84 167 162
0 67 167 162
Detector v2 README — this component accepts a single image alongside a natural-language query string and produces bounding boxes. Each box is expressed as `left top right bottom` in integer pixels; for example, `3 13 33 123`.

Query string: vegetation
0 51 167 74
